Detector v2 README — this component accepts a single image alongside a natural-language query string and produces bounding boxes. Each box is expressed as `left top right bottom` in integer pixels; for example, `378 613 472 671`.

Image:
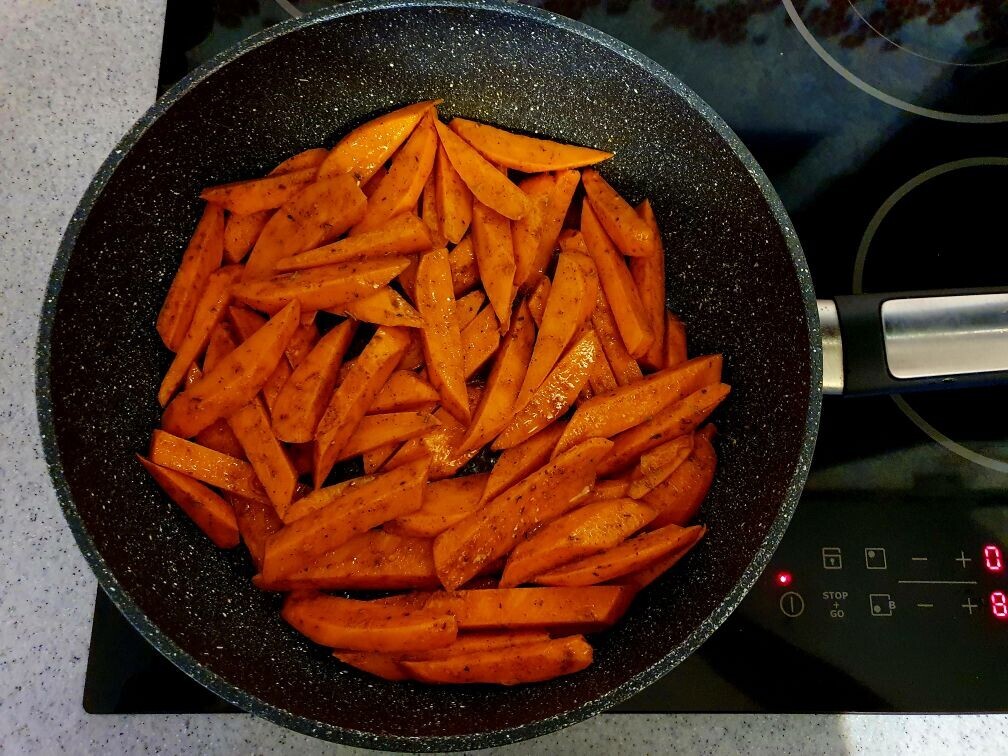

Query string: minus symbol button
911 557 928 562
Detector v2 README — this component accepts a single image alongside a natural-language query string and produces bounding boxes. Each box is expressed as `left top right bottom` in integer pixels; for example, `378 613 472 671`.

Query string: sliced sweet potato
586 340 618 394
415 248 470 423
455 289 485 330
362 165 387 197
433 118 528 220
281 592 456 653
481 421 565 504
353 115 438 234
451 118 612 172
404 635 592 685
385 398 482 480
314 326 412 487
629 434 694 499
333 286 422 328
231 493 284 569
447 235 479 296
646 431 718 527
396 331 426 371
274 213 432 271
225 306 293 413
461 305 500 378
471 201 516 333
555 354 723 455
232 257 409 314
522 169 580 288
526 274 550 328
620 524 706 591
597 383 730 477
434 143 473 244
254 530 437 591
318 99 441 182
263 458 431 580
501 497 656 587
161 300 300 438
420 171 447 247
590 478 631 501
581 168 653 257
511 189 550 291
581 199 653 357
283 315 319 369
591 285 643 385
226 394 298 515
148 430 266 501
200 166 318 215
243 175 366 280
458 301 535 453
335 411 439 462
369 370 439 413
157 265 242 406
535 523 699 586
433 438 612 589
270 147 329 176
493 330 599 450
137 456 239 548
632 200 667 368
195 419 245 459
223 209 271 263
516 251 598 407
383 474 488 538
157 204 224 351
664 312 688 368
363 441 400 474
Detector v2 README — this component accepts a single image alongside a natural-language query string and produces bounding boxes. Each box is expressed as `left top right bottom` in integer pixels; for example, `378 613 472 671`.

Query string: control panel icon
822 547 843 570
780 592 805 617
865 547 887 570
869 593 895 617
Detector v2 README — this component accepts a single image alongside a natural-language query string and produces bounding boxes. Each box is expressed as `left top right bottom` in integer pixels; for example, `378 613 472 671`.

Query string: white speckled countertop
0 1 1003 753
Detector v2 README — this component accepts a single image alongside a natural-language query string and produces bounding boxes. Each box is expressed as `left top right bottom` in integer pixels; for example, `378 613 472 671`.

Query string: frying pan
35 0 1008 750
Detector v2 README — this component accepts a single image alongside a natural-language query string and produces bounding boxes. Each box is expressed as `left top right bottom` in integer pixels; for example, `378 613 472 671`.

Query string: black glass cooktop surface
83 0 1008 715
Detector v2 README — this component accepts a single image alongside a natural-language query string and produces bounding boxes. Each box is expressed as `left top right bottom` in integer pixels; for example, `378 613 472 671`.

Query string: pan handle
818 289 1008 396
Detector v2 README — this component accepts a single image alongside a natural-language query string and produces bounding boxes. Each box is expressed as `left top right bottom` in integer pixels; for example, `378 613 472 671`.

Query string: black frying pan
38 0 821 749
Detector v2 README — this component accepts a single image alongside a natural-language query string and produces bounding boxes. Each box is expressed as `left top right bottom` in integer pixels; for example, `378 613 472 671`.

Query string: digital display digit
984 545 1004 573
991 591 1008 620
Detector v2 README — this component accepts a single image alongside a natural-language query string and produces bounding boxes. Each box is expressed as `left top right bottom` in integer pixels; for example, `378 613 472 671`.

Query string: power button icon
779 591 805 617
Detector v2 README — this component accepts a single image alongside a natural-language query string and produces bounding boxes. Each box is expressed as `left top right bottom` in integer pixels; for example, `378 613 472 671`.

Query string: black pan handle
818 289 1008 396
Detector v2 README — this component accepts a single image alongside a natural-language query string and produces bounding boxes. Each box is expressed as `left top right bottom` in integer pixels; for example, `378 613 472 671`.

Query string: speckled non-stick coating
36 0 821 750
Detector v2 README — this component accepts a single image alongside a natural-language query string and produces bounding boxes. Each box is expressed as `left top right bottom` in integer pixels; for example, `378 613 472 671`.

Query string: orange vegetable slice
632 199 667 368
581 168 654 257
223 209 271 263
664 311 688 368
383 474 489 538
368 370 439 413
148 429 267 502
434 143 473 244
200 166 318 215
646 431 718 527
461 305 500 378
334 286 422 328
231 493 284 570
590 283 643 385
480 421 565 504
471 201 516 332
274 213 432 271
450 118 613 172
447 235 479 296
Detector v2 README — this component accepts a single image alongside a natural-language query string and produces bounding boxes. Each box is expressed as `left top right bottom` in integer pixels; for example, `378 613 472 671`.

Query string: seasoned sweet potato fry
243 175 366 280
200 166 318 215
629 434 694 499
597 383 730 477
284 315 319 368
281 592 456 653
385 397 482 480
471 201 517 332
384 474 488 538
555 354 723 455
226 396 298 515
362 165 387 197
455 289 485 330
461 305 500 377
501 498 656 587
581 200 653 357
369 370 439 413
415 248 470 423
270 147 329 176
314 326 411 487
421 171 444 246
434 144 473 244
447 235 479 295
632 200 667 368
137 456 240 548
646 430 717 527
157 204 224 351
458 302 535 453
434 119 529 220
451 118 612 172
223 210 271 263
363 442 399 474
511 190 549 291
481 422 565 503
334 411 439 462
231 493 284 570
433 438 612 589
404 635 592 685
535 523 700 586
333 286 422 328
161 300 300 437
318 99 441 182
664 312 688 368
274 213 433 271
526 275 550 328
196 419 246 459
581 168 654 257
396 331 426 371
591 285 643 385
353 115 437 233
148 430 267 501
523 169 580 288
493 330 599 450
589 478 632 501
225 306 293 412
620 524 706 591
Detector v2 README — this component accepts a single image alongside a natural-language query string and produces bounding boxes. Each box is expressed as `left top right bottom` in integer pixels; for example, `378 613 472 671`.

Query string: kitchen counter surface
0 1 1003 753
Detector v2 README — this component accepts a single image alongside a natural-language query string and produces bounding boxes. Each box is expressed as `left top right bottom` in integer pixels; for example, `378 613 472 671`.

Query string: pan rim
35 0 823 750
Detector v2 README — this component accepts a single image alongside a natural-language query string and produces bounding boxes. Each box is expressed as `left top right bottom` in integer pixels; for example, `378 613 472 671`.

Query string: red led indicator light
983 545 1004 573
776 571 793 587
991 591 1008 620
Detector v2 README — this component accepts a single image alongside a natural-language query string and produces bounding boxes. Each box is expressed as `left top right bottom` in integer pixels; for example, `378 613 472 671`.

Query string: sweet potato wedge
314 326 412 487
581 168 654 257
227 394 298 515
161 300 300 438
455 289 485 330
535 523 699 586
231 493 284 569
223 209 271 263
404 635 593 685
664 312 688 368
274 213 433 272
555 354 723 455
156 204 224 351
471 201 517 333
137 456 239 548
433 438 612 589
352 115 438 234
148 430 267 501
450 118 613 172
591 285 643 385
420 170 444 244
511 189 550 291
383 474 489 538
369 370 439 413
224 306 293 413
433 118 528 220
396 331 426 371
523 169 580 288
434 143 473 244
243 175 366 280
195 419 246 460
318 99 440 182
629 434 694 499
632 200 667 369
362 165 388 197
334 286 422 328
493 330 599 450
335 411 439 462
481 421 565 504
597 383 729 477
620 524 706 591
526 274 550 328
200 166 318 215
589 478 632 501
457 301 535 453
500 497 656 587
581 199 653 357
415 248 470 423
385 396 482 480
646 431 718 527
281 592 456 653
284 315 320 368
363 442 400 474
447 235 479 295
270 147 329 176
461 305 500 378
